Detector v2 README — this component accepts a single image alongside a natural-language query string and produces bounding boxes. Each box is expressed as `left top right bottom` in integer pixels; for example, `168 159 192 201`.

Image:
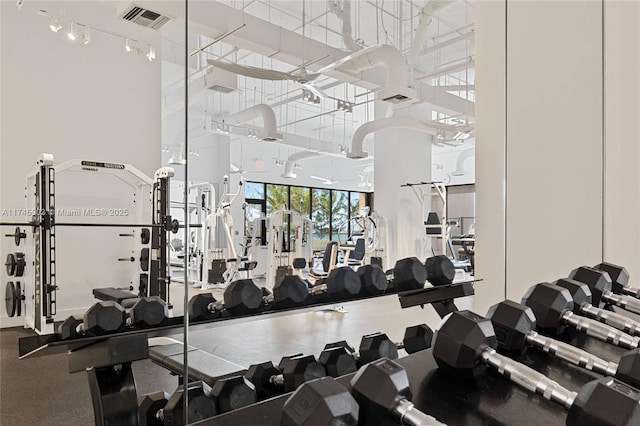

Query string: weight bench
92 288 139 306
149 341 247 386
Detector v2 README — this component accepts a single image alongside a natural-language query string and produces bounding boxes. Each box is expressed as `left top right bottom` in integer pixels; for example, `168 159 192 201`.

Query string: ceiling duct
452 147 475 176
332 44 417 103
411 1 456 67
118 3 172 29
348 116 452 159
227 104 282 142
281 151 320 178
340 0 361 52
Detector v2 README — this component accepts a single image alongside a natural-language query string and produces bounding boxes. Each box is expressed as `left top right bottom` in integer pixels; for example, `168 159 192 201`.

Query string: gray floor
0 292 469 426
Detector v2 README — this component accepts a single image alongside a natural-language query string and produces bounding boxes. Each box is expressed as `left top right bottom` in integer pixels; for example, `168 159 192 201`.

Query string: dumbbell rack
17 281 477 425
203 326 630 426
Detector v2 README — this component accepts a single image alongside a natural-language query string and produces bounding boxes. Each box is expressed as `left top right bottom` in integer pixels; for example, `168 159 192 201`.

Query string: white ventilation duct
452 147 475 176
227 104 282 141
281 151 320 178
410 1 456 67
341 0 361 52
334 44 417 103
348 116 439 159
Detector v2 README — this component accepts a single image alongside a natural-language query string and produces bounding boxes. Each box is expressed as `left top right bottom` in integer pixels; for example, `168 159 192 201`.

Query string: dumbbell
349 358 446 426
188 278 264 320
245 355 326 399
267 275 309 307
594 262 640 299
309 266 362 299
138 377 257 425
433 310 640 425
58 301 125 339
487 300 640 389
320 326 434 377
391 256 455 291
555 278 640 336
124 296 169 327
280 376 359 426
522 282 640 350
569 266 640 316
356 264 388 294
5 253 25 277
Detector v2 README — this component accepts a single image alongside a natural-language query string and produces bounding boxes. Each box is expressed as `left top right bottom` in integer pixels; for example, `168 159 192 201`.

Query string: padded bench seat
149 342 246 386
93 287 138 303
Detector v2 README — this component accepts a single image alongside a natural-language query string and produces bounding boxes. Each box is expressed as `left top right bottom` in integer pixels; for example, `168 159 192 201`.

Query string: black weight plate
5 254 16 276
5 282 16 317
14 253 25 277
16 282 21 317
13 227 25 246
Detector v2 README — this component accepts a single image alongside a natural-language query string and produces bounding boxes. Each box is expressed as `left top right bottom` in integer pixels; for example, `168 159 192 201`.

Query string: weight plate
16 282 21 317
5 254 16 276
14 253 25 277
14 227 25 246
5 282 16 317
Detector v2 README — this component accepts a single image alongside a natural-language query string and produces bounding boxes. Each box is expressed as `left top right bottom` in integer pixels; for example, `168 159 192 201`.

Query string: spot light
146 46 155 61
67 22 76 41
49 16 62 33
82 27 91 45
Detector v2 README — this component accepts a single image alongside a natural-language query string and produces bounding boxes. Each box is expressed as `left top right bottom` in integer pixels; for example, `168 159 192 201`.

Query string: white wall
432 143 475 186
0 1 161 327
475 1 604 313
603 1 640 282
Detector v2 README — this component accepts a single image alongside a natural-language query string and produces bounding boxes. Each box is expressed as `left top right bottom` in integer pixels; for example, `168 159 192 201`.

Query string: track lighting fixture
67 22 76 41
146 46 155 61
49 16 62 33
81 27 91 45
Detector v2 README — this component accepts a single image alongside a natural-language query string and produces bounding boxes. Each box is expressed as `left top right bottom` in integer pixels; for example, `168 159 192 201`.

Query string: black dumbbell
390 257 426 291
433 310 640 425
390 256 456 291
246 355 326 398
522 282 640 350
320 326 434 377
424 255 455 286
125 296 169 328
349 358 446 426
309 267 362 298
594 262 640 298
487 300 640 389
140 382 216 425
268 275 309 307
555 278 640 336
280 376 359 426
5 227 26 246
188 278 264 320
139 377 256 425
357 264 388 294
569 266 640 316
5 253 25 277
58 301 125 339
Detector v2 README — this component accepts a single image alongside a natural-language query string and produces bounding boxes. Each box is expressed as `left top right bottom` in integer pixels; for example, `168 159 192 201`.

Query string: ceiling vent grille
119 5 171 30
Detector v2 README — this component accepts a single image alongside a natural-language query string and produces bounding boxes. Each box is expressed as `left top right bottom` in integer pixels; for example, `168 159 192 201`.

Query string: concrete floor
0 287 472 426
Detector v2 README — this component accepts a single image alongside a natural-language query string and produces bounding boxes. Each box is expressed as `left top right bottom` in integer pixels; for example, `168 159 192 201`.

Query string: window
312 188 331 250
349 192 364 234
331 191 349 243
266 184 288 215
290 186 310 217
244 182 265 200
245 182 371 251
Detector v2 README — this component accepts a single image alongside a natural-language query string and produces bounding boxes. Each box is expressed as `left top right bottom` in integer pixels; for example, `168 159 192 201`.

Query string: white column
373 102 432 266
603 1 640 281
475 1 604 312
474 0 507 311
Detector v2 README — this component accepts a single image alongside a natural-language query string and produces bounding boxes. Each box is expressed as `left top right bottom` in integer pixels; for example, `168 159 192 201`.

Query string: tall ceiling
158 0 475 162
